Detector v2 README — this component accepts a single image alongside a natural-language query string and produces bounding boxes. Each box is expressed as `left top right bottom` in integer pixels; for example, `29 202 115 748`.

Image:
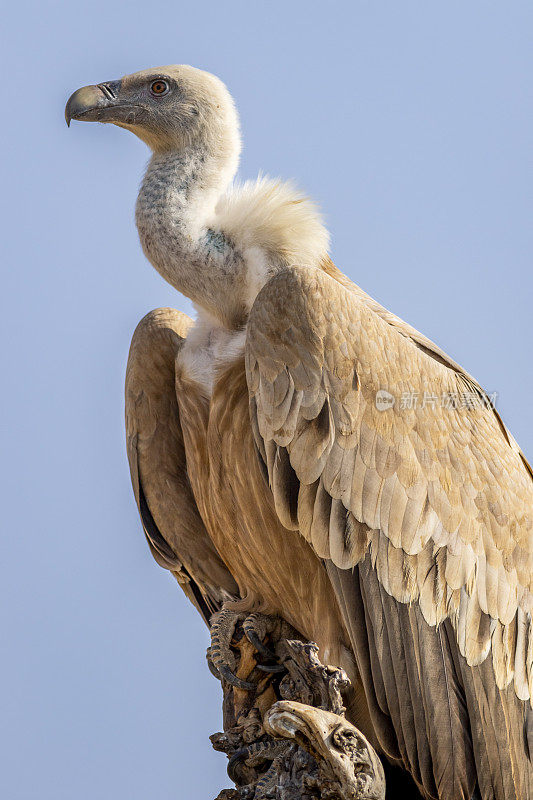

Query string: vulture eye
150 80 169 96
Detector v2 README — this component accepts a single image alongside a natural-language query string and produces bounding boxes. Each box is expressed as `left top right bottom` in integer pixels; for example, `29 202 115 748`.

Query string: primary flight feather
66 65 532 800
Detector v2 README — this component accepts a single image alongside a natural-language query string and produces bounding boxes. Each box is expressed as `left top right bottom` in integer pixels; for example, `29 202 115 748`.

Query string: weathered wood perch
209 615 385 800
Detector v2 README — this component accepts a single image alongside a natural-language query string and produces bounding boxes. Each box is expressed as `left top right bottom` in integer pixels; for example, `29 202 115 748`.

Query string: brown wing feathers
125 308 237 624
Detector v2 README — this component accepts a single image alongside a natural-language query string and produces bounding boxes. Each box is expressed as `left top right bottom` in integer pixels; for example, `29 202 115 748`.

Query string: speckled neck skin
136 142 246 328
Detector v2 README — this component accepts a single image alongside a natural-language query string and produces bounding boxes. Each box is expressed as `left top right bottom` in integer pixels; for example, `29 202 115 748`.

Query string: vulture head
65 64 241 156
65 63 327 327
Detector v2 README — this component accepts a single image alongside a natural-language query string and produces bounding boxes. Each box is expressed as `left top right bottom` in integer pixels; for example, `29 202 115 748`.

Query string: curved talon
227 747 250 782
244 628 276 660
219 664 255 691
257 663 286 673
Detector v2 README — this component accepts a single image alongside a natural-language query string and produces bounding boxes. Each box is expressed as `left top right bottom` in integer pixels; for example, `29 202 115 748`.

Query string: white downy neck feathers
175 176 330 393
211 176 330 308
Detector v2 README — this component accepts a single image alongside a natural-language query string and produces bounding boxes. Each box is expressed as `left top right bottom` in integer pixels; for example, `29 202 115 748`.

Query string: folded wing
126 308 237 625
246 265 532 799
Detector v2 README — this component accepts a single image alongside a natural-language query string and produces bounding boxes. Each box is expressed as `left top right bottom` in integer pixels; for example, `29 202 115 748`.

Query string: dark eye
150 80 169 96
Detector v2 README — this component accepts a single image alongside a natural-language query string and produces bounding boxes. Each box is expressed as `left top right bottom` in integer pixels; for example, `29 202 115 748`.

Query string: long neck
136 141 246 328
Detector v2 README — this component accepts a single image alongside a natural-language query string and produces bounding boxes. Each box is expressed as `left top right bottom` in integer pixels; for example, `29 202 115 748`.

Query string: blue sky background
2 2 532 798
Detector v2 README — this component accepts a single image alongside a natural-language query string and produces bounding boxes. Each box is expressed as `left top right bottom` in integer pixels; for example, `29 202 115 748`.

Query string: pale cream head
65 64 241 157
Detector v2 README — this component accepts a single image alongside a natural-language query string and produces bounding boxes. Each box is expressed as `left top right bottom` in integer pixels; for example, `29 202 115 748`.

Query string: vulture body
66 65 533 800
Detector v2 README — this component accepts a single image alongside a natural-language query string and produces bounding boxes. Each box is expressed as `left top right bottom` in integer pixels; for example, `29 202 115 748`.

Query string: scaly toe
209 607 257 691
206 647 222 679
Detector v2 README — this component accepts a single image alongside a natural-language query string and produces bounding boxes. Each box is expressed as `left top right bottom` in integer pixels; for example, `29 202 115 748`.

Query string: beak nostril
98 82 117 101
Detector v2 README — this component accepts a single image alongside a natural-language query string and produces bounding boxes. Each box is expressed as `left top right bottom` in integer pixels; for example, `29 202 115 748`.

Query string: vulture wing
246 264 532 800
126 308 237 625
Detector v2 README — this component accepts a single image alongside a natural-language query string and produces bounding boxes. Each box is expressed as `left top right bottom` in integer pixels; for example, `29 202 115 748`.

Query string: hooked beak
65 80 142 127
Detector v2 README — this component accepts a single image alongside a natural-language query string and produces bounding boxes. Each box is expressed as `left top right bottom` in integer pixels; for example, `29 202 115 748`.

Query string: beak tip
64 100 72 127
64 83 111 128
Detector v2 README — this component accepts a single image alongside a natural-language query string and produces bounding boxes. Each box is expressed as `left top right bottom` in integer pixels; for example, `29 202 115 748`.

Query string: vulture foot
227 739 293 783
211 614 386 800
208 607 255 691
209 607 292 690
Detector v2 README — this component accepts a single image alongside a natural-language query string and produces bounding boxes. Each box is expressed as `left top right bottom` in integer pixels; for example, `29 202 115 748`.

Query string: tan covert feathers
247 262 532 699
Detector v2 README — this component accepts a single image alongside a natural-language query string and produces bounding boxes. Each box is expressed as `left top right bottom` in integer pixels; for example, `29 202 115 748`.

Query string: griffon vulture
66 65 532 800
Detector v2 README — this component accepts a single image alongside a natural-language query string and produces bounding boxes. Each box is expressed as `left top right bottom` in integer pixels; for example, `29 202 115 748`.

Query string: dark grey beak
65 81 122 127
